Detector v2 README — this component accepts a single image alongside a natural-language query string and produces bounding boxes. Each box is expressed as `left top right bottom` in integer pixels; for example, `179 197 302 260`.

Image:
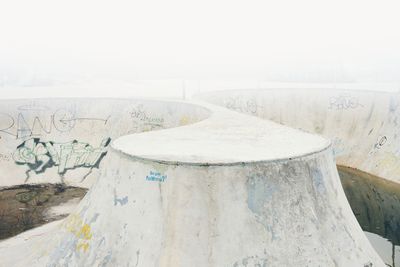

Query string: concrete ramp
0 98 384 266
197 89 400 184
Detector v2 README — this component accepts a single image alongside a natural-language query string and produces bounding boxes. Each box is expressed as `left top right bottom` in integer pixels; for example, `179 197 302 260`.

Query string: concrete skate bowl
0 96 386 266
197 88 400 265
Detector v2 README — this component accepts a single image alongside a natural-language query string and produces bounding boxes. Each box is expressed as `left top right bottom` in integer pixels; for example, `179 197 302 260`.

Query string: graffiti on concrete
225 96 259 114
0 153 11 162
329 95 364 110
0 109 75 139
63 213 93 252
13 137 111 180
233 255 269 267
0 108 110 139
374 136 387 150
146 171 167 182
130 104 164 130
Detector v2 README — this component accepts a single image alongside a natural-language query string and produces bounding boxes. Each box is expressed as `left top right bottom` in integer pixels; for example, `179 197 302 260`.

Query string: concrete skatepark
0 89 398 266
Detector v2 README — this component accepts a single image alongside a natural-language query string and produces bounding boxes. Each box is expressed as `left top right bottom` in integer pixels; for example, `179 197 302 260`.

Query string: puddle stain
0 184 87 240
338 165 400 266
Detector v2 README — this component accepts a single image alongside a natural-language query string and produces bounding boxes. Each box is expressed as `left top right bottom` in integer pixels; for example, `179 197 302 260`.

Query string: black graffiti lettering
59 116 110 125
226 96 259 114
53 109 77 132
31 116 52 136
329 95 364 110
130 105 164 130
0 108 110 139
0 113 16 137
374 136 387 150
16 114 53 139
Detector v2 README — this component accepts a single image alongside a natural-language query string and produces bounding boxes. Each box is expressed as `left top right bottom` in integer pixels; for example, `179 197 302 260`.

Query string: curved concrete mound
0 98 384 266
196 88 400 184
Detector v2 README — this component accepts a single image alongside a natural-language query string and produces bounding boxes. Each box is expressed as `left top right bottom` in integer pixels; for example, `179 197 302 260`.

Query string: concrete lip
113 102 330 165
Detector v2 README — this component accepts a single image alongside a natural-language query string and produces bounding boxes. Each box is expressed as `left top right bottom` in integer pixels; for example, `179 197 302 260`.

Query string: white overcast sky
0 0 399 84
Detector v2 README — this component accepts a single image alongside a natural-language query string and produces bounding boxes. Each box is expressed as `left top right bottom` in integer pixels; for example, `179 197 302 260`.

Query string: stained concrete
0 96 385 266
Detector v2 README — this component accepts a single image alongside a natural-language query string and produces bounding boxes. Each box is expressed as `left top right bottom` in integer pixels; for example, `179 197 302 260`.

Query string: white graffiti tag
13 138 111 175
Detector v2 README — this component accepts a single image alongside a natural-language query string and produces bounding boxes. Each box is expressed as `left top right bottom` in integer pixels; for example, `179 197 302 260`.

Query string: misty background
0 0 399 98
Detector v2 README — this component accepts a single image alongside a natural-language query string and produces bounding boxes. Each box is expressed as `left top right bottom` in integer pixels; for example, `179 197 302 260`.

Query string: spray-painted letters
13 138 111 175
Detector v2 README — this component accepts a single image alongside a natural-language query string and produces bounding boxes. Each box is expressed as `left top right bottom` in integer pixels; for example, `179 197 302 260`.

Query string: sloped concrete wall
0 98 210 187
197 89 400 183
0 147 384 267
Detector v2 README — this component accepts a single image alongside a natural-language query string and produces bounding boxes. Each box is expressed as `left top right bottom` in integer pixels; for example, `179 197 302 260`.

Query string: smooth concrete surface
0 96 385 266
196 89 400 184
113 104 329 165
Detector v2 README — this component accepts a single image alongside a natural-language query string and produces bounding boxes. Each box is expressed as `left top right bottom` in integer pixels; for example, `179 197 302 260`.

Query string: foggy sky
0 0 399 83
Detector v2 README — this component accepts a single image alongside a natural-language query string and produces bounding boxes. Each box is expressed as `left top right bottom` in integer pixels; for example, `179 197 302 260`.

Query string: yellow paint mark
63 214 92 253
179 116 192 126
376 152 400 175
76 241 90 252
78 224 92 240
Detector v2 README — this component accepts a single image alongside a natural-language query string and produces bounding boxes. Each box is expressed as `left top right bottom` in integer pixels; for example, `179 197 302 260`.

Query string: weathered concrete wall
0 96 385 266
197 89 400 183
0 147 384 266
0 98 210 187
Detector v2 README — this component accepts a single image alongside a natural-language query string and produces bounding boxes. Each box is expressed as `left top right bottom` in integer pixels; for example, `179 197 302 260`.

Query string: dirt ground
0 183 87 240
